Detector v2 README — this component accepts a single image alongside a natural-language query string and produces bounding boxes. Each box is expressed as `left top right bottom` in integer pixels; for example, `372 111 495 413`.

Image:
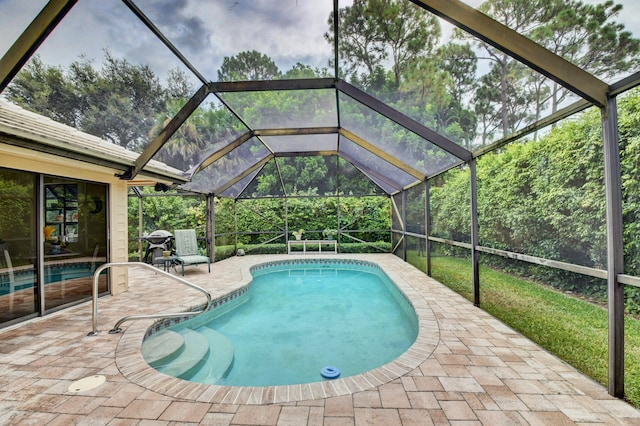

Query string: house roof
0 99 186 185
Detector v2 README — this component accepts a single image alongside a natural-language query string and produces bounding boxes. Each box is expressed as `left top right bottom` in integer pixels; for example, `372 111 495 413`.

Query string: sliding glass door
0 168 38 323
0 167 109 327
43 177 108 311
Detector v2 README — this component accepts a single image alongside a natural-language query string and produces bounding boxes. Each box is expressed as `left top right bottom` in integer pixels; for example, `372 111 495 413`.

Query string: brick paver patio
0 254 639 425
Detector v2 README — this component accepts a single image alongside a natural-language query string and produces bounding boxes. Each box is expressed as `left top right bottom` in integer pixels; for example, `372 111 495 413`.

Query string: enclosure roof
1 0 639 198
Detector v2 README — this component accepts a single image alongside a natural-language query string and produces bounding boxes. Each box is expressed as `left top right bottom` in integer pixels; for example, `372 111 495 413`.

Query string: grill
142 230 174 263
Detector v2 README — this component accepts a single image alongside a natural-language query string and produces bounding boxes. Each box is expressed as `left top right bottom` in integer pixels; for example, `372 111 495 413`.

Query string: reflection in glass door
43 177 108 312
0 169 38 324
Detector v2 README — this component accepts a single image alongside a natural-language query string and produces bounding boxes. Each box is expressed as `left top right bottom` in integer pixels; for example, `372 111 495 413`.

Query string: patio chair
173 229 210 276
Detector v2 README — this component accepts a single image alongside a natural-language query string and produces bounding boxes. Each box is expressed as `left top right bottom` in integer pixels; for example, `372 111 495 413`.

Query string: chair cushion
174 230 200 256
175 255 209 265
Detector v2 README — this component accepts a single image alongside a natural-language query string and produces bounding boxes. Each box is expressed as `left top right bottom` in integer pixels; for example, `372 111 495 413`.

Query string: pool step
186 326 234 384
145 329 210 379
141 329 184 365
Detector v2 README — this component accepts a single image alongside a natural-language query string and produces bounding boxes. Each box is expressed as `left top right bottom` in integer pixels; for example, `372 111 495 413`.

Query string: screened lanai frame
2 0 640 401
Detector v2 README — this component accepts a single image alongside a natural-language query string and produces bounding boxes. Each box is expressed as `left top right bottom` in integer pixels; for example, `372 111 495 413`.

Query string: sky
1 0 639 88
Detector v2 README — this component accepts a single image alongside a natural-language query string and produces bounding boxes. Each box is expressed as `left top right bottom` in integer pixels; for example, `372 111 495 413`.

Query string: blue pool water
148 260 418 386
0 263 95 296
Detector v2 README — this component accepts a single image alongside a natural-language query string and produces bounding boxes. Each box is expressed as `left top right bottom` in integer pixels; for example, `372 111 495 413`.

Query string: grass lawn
407 252 640 407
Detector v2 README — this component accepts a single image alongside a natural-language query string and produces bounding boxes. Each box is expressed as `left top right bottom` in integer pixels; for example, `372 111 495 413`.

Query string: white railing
88 262 212 336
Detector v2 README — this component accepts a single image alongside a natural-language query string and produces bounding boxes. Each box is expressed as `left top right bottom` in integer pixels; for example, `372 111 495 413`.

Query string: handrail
88 262 212 336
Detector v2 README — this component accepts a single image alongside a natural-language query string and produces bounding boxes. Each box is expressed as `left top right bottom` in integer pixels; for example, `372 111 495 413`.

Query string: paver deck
1 254 639 425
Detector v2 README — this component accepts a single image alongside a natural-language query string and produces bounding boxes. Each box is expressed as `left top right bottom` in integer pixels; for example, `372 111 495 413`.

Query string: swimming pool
142 259 418 386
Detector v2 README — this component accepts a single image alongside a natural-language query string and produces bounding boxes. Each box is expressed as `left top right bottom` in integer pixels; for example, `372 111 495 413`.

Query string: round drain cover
68 375 106 393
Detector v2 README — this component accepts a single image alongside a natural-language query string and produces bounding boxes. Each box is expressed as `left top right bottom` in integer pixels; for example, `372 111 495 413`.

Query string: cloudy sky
1 0 639 88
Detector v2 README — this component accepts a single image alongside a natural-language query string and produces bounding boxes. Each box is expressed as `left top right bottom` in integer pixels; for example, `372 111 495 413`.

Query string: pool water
148 260 418 386
0 263 95 296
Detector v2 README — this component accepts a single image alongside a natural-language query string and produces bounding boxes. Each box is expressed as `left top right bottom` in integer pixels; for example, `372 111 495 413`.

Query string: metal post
470 159 480 306
337 194 341 252
402 190 407 261
37 175 45 315
285 198 289 244
425 179 431 276
138 196 143 261
233 199 238 254
206 194 214 261
602 97 624 398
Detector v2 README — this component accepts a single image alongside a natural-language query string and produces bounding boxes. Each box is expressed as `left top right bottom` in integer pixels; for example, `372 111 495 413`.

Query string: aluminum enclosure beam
610 71 640 97
339 152 403 194
191 125 424 195
122 84 210 180
214 155 273 195
274 150 339 158
189 127 340 179
339 128 426 181
210 78 336 93
470 159 480 306
122 0 208 85
602 97 624 398
253 127 339 137
336 80 472 161
410 0 608 107
425 180 432 276
473 98 593 159
189 132 254 178
0 0 78 93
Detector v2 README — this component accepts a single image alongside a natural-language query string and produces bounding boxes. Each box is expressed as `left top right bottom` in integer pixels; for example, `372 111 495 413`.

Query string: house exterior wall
0 142 129 294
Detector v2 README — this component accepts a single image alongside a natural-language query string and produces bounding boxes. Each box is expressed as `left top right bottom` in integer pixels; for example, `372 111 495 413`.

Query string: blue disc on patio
320 366 340 379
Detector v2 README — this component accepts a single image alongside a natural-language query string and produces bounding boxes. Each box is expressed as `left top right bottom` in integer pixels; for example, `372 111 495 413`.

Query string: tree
149 97 241 172
5 56 79 127
326 0 440 89
468 0 640 134
6 52 191 151
462 0 551 139
217 50 281 81
325 0 387 80
474 61 535 144
530 0 640 113
127 188 206 249
371 0 440 88
166 68 195 99
78 52 167 151
400 42 478 148
283 63 331 79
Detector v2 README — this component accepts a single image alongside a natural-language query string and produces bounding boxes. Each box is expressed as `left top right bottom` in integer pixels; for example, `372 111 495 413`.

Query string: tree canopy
4 0 639 185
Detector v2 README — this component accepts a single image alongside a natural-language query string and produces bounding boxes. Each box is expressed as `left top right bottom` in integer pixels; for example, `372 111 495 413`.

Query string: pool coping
114 255 440 404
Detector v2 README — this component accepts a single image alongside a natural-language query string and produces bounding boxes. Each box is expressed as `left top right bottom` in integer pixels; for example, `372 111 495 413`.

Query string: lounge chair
173 229 210 276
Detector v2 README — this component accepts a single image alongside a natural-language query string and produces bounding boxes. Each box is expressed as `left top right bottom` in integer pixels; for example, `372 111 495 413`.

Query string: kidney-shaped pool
142 259 418 386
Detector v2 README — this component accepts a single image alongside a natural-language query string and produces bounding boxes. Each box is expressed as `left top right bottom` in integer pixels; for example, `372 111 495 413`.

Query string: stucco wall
0 142 130 294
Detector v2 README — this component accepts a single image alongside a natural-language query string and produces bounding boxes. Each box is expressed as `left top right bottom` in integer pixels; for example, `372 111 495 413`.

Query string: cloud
1 0 639 87
135 0 212 53
181 0 334 76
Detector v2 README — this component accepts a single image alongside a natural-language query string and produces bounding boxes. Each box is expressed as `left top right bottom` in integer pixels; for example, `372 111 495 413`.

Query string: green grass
407 252 640 407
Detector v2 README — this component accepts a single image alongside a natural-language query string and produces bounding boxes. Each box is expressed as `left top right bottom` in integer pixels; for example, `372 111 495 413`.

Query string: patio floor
1 254 639 425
